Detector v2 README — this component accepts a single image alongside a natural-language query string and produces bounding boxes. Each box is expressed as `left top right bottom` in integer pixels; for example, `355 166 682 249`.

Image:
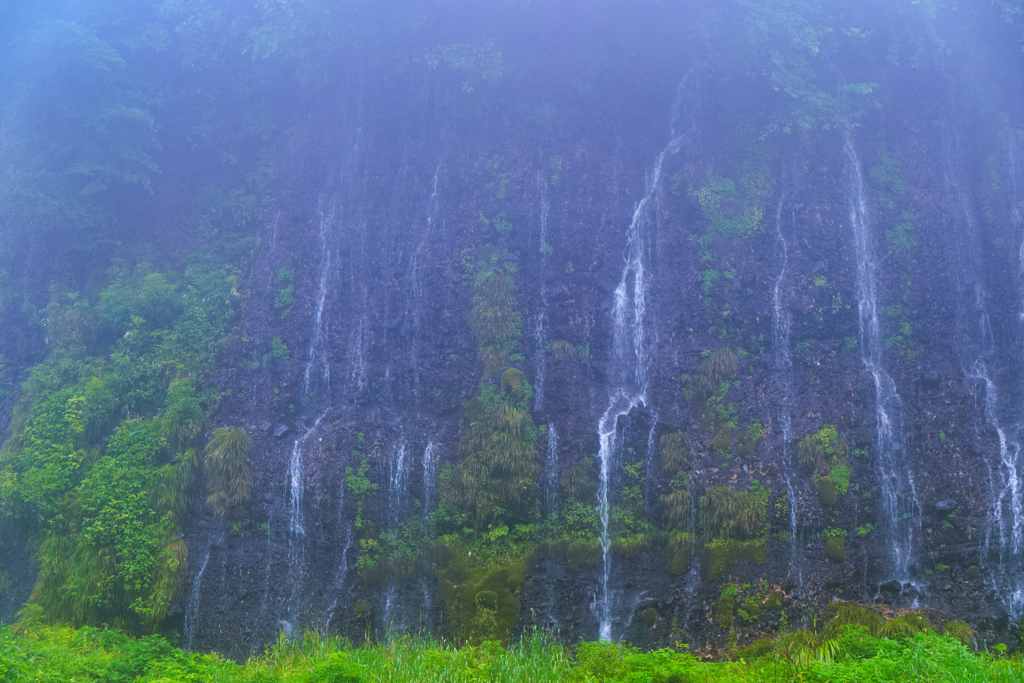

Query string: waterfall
325 529 353 630
351 288 368 392
410 164 442 402
844 135 920 583
544 422 559 514
594 73 699 641
303 195 334 402
286 414 326 625
422 440 438 513
388 439 409 526
184 543 213 650
770 186 801 585
289 440 305 538
534 172 551 412
943 117 1024 617
644 413 658 514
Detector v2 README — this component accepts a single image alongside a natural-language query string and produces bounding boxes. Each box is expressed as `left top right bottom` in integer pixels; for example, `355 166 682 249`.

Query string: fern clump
700 486 767 540
660 431 688 473
559 456 597 501
822 603 885 640
942 620 974 648
681 348 737 404
468 271 522 377
204 427 252 517
879 612 935 639
548 339 577 360
445 377 538 529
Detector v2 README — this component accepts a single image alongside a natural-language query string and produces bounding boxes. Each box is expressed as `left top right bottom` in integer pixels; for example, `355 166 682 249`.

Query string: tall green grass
2 622 1023 682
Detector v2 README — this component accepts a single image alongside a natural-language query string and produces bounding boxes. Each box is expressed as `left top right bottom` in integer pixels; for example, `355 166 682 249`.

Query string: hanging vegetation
204 427 253 518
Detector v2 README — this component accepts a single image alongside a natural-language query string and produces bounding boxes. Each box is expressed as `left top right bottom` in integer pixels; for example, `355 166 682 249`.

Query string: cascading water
593 73 699 641
422 440 438 513
325 529 353 630
770 187 801 585
303 196 335 401
844 135 920 584
286 416 325 623
381 438 411 632
410 165 442 402
388 439 409 526
643 414 658 514
544 423 558 514
350 288 368 392
943 116 1024 617
534 172 551 411
184 544 213 650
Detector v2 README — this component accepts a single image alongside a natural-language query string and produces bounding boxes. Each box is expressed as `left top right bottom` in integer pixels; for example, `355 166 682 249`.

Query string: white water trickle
594 73 698 641
303 196 335 401
534 171 551 412
410 165 442 400
253 523 274 651
325 529 353 630
644 413 658 513
286 414 326 625
944 119 1024 617
534 311 547 412
422 441 438 512
289 440 305 538
351 289 368 392
844 135 919 583
545 423 559 514
770 187 800 585
388 439 408 526
184 544 212 650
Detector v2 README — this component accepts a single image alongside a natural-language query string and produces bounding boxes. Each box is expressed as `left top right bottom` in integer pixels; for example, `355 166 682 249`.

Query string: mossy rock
703 539 769 580
826 536 847 562
711 426 733 452
738 540 769 565
815 476 838 506
742 595 761 618
475 590 499 609
717 594 736 630
737 434 758 457
666 533 692 575
739 638 775 659
566 542 601 570
353 600 372 617
967 565 981 579
612 535 650 558
764 590 783 610
360 560 387 588
642 607 658 626
462 399 484 426
501 368 525 397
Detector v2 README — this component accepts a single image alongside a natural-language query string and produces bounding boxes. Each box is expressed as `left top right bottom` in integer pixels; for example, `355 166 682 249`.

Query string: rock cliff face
2 2 1024 659
172 52 1024 657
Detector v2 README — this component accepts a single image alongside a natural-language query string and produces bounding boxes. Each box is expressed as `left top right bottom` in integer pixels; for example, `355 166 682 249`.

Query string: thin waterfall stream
770 183 800 585
943 114 1024 617
844 135 920 584
594 72 699 641
534 171 551 412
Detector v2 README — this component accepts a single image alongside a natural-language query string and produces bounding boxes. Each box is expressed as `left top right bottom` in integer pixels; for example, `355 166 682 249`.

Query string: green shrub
307 653 364 683
271 336 289 360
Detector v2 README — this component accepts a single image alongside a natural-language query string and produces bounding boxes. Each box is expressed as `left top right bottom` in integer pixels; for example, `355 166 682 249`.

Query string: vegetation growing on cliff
0 256 241 630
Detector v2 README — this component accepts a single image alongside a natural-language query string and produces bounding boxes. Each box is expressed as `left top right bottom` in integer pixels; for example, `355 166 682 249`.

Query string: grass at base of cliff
2 623 1024 682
